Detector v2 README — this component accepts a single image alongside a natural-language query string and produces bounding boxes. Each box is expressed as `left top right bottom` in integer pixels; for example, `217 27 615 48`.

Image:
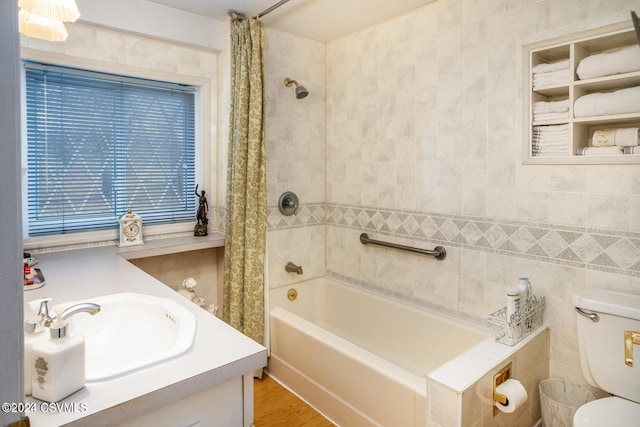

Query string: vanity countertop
24 244 267 426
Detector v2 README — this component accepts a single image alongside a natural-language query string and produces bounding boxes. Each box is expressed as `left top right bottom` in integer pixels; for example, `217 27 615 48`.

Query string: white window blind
24 61 197 236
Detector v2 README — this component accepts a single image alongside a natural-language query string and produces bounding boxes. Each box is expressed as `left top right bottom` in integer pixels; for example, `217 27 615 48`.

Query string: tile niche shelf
522 20 640 164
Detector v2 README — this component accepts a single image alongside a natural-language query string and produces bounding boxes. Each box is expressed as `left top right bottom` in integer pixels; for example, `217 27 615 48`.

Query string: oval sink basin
68 292 197 382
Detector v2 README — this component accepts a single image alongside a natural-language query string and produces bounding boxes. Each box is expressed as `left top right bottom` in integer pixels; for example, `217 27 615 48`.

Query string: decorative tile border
325 204 640 278
220 204 325 232
267 203 325 230
266 202 640 278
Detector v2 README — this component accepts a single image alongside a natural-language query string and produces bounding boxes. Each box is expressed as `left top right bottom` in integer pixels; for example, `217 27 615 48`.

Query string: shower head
284 78 309 99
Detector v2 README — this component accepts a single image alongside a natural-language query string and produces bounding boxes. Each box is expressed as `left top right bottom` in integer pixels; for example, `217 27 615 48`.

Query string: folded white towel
533 124 570 137
592 128 639 147
533 111 570 122
535 137 569 145
533 146 570 156
534 123 570 132
532 122 571 156
534 151 570 157
576 146 624 155
532 58 570 74
535 144 570 153
533 75 572 89
533 99 570 113
533 69 570 81
623 146 640 154
576 44 640 80
531 145 569 152
533 133 570 142
591 129 616 147
532 69 572 89
533 147 570 154
574 86 640 118
533 138 570 145
614 128 640 146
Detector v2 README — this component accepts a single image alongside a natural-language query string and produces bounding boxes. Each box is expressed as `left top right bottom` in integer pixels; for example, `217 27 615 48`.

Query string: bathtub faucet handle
285 261 303 275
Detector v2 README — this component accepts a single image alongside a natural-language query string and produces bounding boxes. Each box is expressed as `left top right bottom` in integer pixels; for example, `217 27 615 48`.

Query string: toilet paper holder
493 362 512 416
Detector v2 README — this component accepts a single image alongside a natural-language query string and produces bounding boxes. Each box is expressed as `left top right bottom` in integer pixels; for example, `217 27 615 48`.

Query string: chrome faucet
49 302 101 339
34 298 100 327
285 261 303 275
60 303 101 319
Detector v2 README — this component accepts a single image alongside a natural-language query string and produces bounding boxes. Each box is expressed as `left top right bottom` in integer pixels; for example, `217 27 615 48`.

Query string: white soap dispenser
24 298 50 396
31 303 100 403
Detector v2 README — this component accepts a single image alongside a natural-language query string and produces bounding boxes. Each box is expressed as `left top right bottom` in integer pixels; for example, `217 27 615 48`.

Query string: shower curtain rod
257 0 291 18
228 0 292 21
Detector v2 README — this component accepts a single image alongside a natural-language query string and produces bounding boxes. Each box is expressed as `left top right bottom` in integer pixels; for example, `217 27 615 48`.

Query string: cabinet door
119 377 246 427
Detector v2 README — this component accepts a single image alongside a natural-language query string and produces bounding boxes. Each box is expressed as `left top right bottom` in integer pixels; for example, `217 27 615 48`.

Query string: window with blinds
24 61 197 236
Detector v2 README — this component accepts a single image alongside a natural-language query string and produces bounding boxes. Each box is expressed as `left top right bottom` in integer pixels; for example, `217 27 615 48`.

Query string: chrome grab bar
359 233 446 260
575 307 599 322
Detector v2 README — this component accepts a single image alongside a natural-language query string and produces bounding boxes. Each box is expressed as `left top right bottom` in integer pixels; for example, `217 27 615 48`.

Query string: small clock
117 209 143 247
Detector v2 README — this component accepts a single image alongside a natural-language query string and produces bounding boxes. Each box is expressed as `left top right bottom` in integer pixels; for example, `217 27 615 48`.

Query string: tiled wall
427 328 549 427
263 28 327 288
466 329 548 427
20 22 218 106
264 0 640 404
323 0 640 397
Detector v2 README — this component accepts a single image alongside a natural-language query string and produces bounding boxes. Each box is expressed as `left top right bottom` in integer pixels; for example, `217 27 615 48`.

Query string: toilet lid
573 397 640 426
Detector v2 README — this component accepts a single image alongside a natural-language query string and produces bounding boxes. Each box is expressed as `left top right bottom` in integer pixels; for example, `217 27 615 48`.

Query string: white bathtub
267 277 491 426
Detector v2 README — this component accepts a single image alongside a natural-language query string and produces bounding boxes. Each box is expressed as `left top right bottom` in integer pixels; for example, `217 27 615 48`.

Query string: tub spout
285 262 303 275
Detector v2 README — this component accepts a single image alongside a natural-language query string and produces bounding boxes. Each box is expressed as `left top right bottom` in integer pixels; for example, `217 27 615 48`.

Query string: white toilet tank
573 289 640 403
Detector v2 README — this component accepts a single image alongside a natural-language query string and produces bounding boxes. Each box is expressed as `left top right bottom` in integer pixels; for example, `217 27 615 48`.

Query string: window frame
21 49 212 250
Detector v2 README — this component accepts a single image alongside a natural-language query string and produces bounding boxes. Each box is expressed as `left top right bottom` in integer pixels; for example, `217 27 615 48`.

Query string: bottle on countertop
31 303 100 403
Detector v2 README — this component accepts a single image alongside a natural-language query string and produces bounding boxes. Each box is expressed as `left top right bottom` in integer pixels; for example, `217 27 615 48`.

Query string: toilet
572 289 640 426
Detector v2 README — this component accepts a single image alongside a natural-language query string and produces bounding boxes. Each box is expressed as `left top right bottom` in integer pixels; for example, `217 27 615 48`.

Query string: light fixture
18 0 80 42
19 0 80 23
19 8 68 42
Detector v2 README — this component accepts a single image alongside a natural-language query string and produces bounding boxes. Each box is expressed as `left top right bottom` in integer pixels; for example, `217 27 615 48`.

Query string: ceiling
147 0 436 42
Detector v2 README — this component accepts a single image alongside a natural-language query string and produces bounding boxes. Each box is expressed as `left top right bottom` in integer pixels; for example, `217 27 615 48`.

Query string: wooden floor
254 374 335 426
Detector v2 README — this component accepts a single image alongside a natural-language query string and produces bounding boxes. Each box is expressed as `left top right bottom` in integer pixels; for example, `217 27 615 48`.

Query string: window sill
117 233 225 260
25 225 225 259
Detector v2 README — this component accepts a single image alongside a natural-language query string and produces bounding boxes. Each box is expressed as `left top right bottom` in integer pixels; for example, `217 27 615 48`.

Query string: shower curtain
223 17 267 346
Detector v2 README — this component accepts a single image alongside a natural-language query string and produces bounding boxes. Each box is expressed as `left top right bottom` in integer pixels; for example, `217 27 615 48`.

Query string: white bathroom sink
67 292 197 382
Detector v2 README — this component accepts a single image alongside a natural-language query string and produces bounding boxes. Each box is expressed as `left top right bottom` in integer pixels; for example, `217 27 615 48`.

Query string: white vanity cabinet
120 376 253 427
522 20 640 164
24 246 266 427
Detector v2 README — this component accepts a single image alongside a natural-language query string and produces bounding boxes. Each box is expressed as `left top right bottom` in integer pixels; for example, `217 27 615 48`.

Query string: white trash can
539 379 596 427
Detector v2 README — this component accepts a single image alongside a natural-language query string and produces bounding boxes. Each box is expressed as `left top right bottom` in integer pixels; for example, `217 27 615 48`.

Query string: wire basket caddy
487 295 545 346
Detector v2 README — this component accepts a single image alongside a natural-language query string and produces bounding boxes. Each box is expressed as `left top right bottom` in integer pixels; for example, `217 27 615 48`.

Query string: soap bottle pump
31 303 100 403
24 298 51 396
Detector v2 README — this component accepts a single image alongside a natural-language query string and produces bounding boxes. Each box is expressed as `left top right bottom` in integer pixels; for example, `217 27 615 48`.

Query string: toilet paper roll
495 379 528 414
